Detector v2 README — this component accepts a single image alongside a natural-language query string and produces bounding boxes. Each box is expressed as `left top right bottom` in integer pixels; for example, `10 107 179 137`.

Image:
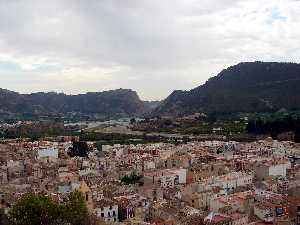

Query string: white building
159 168 186 188
202 172 253 192
254 160 291 180
269 162 290 177
37 148 58 159
144 160 155 170
94 200 118 223
209 191 252 213
144 168 187 188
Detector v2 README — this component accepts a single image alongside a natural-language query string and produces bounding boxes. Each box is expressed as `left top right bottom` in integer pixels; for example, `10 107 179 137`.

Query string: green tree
63 191 89 225
8 191 91 225
68 141 91 157
130 118 136 124
121 173 143 185
8 193 62 225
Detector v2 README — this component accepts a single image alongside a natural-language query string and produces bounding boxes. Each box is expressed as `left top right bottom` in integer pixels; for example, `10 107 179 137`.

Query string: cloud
0 0 299 100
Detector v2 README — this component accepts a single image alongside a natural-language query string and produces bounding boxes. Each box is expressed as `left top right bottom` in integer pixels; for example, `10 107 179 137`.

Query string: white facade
78 168 98 176
158 168 187 188
268 162 291 177
144 161 155 170
37 148 58 159
95 205 118 222
170 168 187 184
102 145 113 152
203 172 253 191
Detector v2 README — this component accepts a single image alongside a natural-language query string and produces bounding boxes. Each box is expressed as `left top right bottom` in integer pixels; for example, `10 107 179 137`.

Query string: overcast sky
0 0 299 100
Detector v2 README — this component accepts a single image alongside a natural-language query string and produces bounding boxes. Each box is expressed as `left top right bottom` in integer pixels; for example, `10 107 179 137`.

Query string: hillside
154 62 300 116
0 88 147 119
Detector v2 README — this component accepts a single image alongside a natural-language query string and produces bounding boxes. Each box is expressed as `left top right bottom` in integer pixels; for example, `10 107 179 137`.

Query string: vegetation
80 132 141 142
81 132 170 150
8 193 63 225
0 88 148 119
246 111 300 142
1 121 78 140
154 62 300 116
68 141 92 157
133 116 246 136
8 191 91 225
64 191 90 225
121 173 143 185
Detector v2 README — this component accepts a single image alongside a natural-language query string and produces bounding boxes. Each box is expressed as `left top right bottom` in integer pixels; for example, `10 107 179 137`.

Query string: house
231 212 248 225
254 160 291 181
253 190 288 224
144 169 187 188
204 212 232 225
210 191 253 214
94 198 119 223
37 148 58 160
200 172 253 193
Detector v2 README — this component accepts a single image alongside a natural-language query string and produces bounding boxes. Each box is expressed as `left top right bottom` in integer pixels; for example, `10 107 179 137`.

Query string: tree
130 118 136 124
68 141 91 157
63 191 89 225
121 173 143 185
8 192 91 225
8 193 62 225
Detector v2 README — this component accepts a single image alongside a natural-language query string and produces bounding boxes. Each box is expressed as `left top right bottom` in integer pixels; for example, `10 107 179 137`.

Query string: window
85 193 89 201
113 211 116 216
109 206 112 210
108 212 111 217
101 213 104 217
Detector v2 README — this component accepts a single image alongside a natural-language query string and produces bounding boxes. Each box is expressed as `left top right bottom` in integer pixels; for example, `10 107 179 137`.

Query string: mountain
0 88 148 119
154 62 300 116
143 101 162 110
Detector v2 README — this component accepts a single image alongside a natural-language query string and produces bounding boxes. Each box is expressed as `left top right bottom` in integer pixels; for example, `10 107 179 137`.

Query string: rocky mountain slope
0 88 148 118
153 62 300 116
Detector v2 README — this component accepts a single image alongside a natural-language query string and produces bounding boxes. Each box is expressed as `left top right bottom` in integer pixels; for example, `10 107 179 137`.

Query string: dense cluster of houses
0 136 300 225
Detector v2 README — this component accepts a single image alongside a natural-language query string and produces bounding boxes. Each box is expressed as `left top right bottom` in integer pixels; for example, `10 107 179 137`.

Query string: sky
0 0 300 100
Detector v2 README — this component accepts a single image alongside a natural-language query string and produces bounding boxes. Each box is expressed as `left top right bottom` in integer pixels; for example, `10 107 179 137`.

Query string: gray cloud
0 0 299 100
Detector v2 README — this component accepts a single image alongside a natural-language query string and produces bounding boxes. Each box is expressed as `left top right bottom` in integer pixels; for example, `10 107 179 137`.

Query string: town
1 0 300 224
0 134 300 225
